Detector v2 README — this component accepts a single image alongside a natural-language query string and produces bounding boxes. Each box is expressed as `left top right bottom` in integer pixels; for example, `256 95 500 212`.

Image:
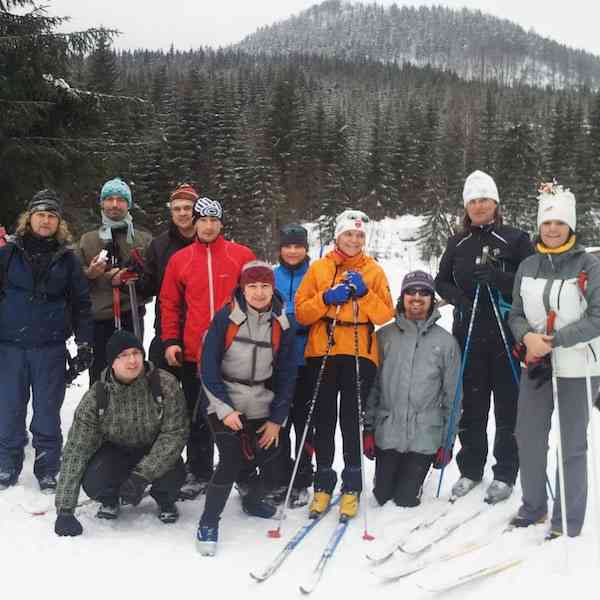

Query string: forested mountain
3 1 600 259
238 1 600 89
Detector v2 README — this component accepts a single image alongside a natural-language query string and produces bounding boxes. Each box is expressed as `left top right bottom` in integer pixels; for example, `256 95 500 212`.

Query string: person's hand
345 271 367 298
223 410 244 431
86 254 108 279
111 268 139 287
323 283 352 305
54 512 83 537
473 263 497 285
165 345 183 367
257 421 281 449
362 428 375 460
119 473 148 506
523 332 553 360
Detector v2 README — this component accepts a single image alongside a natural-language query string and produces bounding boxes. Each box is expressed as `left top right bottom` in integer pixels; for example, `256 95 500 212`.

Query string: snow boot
309 491 332 518
508 513 547 529
289 487 310 508
264 485 288 506
178 473 208 501
96 503 120 520
0 468 17 491
484 480 513 504
157 502 179 524
450 476 480 500
339 491 359 520
196 524 218 556
38 474 57 494
242 495 277 519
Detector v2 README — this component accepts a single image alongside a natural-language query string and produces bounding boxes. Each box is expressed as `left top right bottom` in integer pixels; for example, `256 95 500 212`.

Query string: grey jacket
509 244 600 377
365 308 461 454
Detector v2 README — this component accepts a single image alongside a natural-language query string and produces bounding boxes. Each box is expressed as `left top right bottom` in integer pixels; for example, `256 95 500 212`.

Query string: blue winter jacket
0 238 93 347
274 259 309 367
200 288 297 425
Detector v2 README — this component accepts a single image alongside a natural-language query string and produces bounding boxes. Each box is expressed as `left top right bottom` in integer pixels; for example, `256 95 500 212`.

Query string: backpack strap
94 380 109 418
149 368 164 420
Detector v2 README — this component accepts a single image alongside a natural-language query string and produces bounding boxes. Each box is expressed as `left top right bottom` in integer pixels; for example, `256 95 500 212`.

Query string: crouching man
54 330 189 537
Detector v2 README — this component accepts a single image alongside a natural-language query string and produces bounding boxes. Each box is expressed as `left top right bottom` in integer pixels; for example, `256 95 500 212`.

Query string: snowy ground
2 216 600 599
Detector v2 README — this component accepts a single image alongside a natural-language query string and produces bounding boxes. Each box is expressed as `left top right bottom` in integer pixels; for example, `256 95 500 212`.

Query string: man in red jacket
160 197 255 499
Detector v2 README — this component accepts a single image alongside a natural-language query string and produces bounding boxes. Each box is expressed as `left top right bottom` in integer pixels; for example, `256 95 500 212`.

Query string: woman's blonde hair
15 211 73 244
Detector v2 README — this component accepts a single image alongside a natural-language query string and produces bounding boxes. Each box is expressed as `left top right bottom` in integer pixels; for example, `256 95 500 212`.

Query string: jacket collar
394 307 441 334
194 233 226 251
326 248 368 269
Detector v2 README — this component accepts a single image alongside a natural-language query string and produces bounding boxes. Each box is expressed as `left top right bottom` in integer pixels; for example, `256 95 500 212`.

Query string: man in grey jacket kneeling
365 270 461 506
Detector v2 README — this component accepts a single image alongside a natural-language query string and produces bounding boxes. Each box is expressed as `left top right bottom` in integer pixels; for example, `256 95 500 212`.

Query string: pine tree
87 30 119 94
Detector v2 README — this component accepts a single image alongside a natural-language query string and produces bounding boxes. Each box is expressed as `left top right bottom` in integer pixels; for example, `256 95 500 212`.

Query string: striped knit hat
170 184 199 204
193 197 223 221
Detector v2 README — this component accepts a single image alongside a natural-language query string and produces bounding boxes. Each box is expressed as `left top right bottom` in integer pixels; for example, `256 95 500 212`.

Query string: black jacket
435 223 533 333
137 223 194 335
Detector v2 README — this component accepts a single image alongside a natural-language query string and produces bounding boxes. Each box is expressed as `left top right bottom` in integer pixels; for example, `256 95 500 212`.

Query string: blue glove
323 283 352 305
345 271 367 297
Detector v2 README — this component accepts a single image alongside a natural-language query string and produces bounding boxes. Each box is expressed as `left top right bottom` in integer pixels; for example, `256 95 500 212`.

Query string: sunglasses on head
404 287 433 297
346 212 369 223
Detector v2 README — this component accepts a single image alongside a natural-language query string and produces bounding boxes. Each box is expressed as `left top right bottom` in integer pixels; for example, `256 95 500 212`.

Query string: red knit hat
239 260 275 288
170 184 199 203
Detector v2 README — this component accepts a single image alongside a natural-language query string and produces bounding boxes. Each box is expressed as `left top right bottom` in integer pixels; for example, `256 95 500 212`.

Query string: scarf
99 213 135 245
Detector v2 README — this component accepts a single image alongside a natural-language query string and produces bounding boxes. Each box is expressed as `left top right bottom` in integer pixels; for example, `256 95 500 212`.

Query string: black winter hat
106 330 145 367
279 224 308 248
28 189 62 217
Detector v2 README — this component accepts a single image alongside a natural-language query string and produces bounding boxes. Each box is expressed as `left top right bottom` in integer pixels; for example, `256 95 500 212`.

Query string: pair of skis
250 494 352 594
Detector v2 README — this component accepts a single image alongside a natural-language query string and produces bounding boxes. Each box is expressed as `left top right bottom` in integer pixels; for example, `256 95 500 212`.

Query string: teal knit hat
100 178 132 208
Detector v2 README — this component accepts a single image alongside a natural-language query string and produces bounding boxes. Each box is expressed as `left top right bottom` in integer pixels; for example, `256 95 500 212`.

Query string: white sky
46 0 600 56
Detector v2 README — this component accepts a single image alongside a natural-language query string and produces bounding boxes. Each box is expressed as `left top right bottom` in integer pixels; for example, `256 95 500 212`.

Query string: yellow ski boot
308 491 332 519
339 491 359 520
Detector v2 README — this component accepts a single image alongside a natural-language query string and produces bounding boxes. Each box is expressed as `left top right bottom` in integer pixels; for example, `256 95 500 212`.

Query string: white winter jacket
509 244 600 377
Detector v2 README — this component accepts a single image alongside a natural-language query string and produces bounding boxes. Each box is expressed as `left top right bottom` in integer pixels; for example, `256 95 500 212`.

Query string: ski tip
267 528 281 538
249 572 265 583
299 586 312 595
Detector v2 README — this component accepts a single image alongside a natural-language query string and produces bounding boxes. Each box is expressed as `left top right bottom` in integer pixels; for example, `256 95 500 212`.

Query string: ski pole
112 287 122 330
436 283 481 497
351 296 374 541
584 348 600 566
268 304 342 539
547 310 569 568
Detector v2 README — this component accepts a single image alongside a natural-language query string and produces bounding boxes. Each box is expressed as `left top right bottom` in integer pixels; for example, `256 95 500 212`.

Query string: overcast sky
46 0 600 56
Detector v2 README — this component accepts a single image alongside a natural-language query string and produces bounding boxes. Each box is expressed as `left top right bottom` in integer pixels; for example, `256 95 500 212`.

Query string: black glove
528 355 552 389
473 263 496 285
119 473 148 506
54 511 83 537
65 344 94 385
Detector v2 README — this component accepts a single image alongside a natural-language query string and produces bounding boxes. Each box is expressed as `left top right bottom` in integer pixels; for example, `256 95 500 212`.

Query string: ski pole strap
547 310 557 335
322 317 374 353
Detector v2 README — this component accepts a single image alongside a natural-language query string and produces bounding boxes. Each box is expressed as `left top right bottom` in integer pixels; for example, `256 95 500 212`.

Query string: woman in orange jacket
295 209 394 519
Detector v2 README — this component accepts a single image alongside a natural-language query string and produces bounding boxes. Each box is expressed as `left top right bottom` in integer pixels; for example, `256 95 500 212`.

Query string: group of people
0 169 598 553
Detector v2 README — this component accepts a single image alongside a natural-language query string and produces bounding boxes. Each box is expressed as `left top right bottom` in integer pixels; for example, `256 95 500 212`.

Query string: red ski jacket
160 235 255 363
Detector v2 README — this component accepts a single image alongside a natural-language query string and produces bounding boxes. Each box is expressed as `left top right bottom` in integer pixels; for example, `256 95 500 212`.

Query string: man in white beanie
435 170 534 504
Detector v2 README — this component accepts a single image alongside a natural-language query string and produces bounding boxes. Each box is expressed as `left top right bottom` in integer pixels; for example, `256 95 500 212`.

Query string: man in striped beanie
160 195 257 500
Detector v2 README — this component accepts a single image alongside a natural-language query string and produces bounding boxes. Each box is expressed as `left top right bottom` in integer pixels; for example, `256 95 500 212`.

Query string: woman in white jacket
508 182 600 539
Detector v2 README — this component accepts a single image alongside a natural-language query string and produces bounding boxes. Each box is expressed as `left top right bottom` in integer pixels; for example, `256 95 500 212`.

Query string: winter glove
65 344 94 386
119 473 148 506
54 511 83 537
363 429 375 461
527 355 552 389
433 446 453 470
345 271 368 298
323 283 352 306
473 263 497 285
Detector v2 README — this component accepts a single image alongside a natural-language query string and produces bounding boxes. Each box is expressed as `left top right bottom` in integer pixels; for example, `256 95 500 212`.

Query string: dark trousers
201 416 280 527
0 343 66 478
181 361 214 481
81 442 185 507
274 366 314 490
306 355 377 494
89 310 144 384
455 319 519 484
373 448 433 507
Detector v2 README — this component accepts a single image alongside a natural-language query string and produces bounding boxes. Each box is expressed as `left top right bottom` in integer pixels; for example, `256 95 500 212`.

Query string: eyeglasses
116 349 144 361
404 288 433 297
